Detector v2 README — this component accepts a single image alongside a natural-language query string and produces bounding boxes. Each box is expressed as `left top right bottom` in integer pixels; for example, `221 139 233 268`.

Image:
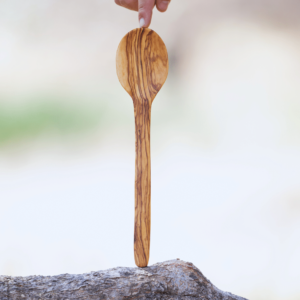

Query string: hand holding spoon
116 28 168 267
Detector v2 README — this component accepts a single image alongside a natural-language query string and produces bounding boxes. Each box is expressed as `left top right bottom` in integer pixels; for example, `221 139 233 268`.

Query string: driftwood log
0 259 247 300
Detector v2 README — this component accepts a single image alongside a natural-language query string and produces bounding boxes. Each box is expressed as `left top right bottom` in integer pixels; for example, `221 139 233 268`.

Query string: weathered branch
0 259 247 299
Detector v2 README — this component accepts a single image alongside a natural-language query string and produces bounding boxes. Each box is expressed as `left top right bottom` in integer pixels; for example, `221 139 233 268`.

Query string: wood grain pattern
116 28 168 267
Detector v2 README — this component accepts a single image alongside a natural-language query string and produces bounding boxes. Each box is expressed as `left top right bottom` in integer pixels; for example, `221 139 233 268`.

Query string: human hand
115 0 171 28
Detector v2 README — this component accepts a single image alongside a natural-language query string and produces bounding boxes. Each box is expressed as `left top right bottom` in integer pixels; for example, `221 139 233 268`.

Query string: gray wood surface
0 259 248 299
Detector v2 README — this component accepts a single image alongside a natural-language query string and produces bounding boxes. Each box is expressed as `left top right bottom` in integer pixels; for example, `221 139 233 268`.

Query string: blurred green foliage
0 101 100 145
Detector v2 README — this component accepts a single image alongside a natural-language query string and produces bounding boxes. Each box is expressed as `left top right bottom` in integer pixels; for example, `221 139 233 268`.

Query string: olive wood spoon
116 28 168 267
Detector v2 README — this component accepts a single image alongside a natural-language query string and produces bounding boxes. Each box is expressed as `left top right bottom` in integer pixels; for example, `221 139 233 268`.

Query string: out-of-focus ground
1 1 300 299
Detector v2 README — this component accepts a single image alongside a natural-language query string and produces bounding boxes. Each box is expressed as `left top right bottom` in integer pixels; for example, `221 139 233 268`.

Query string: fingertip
138 11 152 27
139 17 151 28
156 0 170 12
138 0 154 28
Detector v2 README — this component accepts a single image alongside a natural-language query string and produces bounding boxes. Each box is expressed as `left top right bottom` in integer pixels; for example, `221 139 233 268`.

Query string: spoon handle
134 99 151 268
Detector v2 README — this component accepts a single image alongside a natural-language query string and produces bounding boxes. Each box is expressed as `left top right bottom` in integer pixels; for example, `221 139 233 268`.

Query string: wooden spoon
116 28 168 267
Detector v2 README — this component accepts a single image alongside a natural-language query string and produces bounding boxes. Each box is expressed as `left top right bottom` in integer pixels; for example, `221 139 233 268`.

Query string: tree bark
0 259 247 300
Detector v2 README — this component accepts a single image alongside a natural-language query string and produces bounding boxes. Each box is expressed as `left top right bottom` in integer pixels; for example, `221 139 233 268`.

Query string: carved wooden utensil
116 28 168 267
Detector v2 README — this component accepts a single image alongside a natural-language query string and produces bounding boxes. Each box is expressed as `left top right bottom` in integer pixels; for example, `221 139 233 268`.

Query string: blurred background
1 0 300 299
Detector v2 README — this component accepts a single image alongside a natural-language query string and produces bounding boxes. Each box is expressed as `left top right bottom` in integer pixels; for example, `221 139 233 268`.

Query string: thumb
138 0 155 28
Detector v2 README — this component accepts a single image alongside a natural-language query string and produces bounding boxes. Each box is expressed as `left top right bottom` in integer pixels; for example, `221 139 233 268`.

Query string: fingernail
139 18 145 28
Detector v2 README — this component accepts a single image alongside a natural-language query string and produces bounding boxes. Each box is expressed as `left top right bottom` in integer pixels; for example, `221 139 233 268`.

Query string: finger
115 0 138 11
156 0 170 12
138 0 155 28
